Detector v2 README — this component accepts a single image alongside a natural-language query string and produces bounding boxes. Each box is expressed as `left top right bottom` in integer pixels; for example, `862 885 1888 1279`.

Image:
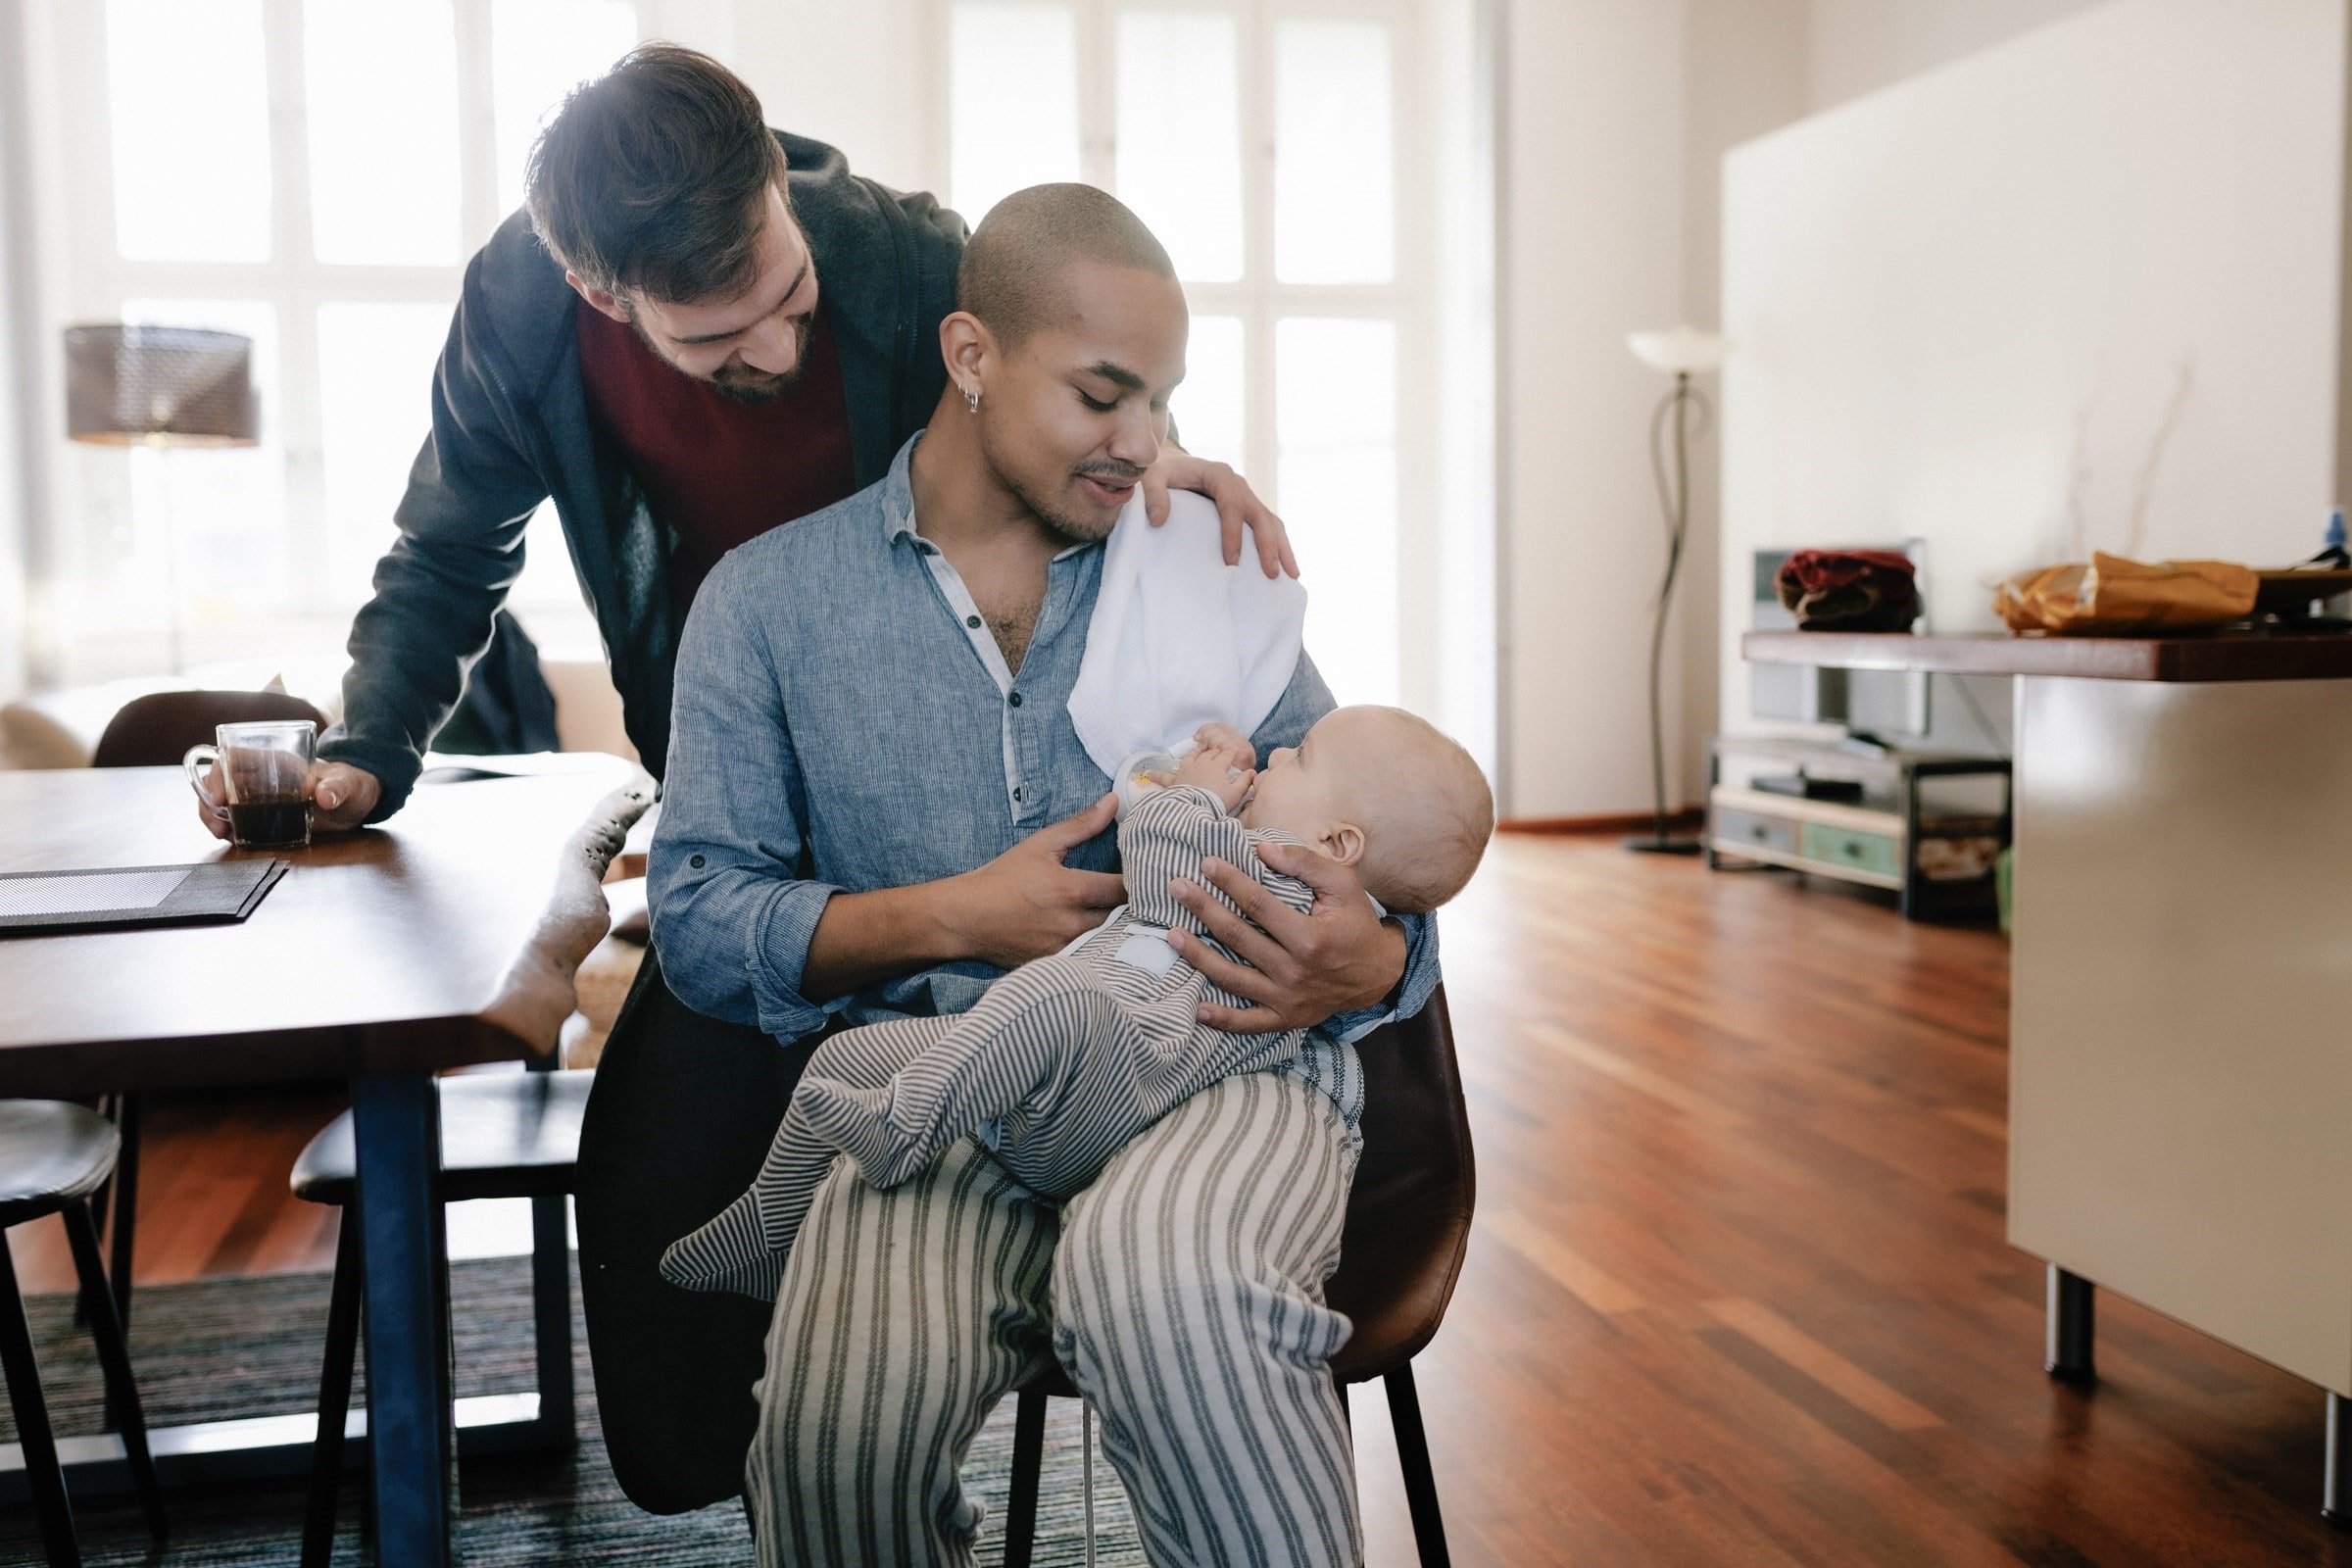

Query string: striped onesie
661 782 1317 1300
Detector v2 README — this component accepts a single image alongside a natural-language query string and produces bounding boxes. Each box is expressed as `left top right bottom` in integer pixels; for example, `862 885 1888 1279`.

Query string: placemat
0 858 287 936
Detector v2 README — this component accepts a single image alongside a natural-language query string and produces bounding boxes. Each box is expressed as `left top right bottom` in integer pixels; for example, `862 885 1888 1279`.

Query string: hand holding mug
185 720 380 846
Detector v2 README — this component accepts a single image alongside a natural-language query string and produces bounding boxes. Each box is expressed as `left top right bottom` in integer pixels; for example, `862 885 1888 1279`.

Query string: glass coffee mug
184 719 317 850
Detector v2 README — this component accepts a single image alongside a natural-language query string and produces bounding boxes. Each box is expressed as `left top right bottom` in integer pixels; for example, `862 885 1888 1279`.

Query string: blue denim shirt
649 435 1438 1129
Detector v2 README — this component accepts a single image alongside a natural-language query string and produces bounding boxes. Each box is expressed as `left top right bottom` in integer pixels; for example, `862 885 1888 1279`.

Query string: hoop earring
963 383 981 415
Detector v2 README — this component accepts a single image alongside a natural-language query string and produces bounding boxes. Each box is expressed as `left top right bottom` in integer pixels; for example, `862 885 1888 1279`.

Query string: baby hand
1192 722 1254 760
1172 743 1255 811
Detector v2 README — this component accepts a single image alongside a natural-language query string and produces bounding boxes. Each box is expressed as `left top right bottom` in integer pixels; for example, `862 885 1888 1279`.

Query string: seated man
651 183 1439 1567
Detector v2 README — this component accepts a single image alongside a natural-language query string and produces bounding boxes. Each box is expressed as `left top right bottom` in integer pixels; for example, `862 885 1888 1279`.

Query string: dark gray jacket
318 131 965 816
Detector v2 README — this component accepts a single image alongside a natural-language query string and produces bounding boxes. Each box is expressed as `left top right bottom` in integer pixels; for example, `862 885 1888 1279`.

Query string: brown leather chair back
91 690 327 769
1328 983 1475 1382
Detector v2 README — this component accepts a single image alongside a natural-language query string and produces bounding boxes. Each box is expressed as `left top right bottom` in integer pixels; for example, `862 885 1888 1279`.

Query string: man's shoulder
704 477 897 605
463 212 575 384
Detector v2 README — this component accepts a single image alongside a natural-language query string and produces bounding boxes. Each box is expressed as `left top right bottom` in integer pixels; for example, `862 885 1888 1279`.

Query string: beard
635 312 813 405
1007 465 1145 548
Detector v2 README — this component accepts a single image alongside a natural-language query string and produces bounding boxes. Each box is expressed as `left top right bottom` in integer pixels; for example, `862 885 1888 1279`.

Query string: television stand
1704 732 2010 920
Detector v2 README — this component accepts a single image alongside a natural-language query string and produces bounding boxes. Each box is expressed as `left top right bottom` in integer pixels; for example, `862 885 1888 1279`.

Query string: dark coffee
226 795 309 848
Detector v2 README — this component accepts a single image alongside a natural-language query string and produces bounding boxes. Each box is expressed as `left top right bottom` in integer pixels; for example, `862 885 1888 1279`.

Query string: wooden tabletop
1742 630 2352 682
0 756 644 1097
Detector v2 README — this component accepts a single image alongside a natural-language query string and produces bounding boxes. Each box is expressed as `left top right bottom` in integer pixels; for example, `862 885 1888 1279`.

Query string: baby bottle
1113 740 1194 822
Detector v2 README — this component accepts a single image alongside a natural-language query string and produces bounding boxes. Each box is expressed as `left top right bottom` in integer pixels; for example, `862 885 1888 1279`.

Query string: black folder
0 859 289 937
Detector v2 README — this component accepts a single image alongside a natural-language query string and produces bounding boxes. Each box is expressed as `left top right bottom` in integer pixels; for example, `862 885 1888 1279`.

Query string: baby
661 704 1494 1300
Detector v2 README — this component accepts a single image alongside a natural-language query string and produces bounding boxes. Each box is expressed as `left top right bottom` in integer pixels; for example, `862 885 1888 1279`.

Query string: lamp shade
64 323 259 447
1627 324 1730 376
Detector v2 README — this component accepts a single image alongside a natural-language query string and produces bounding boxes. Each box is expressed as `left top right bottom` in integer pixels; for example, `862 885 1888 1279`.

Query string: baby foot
795 1076 922 1189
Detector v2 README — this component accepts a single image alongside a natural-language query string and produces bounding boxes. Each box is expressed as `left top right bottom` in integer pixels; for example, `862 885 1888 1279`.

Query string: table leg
2045 1264 2095 1385
2326 1392 2352 1527
352 1070 457 1567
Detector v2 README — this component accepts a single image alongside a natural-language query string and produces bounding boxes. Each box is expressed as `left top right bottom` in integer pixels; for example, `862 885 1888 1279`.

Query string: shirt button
1013 786 1025 802
966 614 981 629
689 854 706 868
1007 691 1023 708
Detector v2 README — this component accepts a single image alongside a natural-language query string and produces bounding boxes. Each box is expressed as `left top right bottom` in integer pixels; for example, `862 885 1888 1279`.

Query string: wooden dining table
0 754 648 1567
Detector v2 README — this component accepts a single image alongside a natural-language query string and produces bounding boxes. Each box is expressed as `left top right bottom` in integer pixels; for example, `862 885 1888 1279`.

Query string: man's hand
195 760 381 841
1168 738 1254 813
1141 449 1299 580
945 794 1126 968
1166 842 1407 1033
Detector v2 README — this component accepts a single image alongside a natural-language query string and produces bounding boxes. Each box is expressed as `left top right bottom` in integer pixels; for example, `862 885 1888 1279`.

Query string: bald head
957 183 1177 350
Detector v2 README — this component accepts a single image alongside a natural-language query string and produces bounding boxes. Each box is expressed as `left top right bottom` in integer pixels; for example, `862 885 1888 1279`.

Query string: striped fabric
747 1067 1361 1568
661 785 1318 1299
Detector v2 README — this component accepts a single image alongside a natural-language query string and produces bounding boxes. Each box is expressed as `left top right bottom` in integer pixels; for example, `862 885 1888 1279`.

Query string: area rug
0 1255 1142 1565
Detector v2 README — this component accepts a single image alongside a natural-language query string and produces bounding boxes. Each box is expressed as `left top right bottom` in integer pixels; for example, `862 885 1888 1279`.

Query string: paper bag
1994 553 2258 635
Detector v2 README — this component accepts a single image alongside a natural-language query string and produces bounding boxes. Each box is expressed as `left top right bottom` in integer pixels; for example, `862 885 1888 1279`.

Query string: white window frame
934 0 1445 715
34 0 668 683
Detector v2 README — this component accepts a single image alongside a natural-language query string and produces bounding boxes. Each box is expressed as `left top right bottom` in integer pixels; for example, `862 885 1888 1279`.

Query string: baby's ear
1318 822 1367 865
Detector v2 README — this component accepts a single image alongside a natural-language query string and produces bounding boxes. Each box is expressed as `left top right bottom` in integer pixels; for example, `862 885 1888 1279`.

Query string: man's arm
318 287 550 821
651 566 1124 1037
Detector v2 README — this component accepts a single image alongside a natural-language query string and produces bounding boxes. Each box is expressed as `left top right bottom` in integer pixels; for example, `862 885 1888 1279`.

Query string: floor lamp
65 324 259 673
1624 325 1728 857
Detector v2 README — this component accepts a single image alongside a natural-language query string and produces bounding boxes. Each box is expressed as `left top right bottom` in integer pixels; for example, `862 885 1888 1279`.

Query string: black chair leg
529 1192 575 1447
1003 1384 1048 1568
62 1200 165 1547
303 1206 366 1568
1386 1363 1451 1568
108 1094 140 1337
0 1230 81 1568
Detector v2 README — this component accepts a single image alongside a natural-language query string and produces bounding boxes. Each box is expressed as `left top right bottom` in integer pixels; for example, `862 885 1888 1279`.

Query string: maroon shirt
574 302 860 608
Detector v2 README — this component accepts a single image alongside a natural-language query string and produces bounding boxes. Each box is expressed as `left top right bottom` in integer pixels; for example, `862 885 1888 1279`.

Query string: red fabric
1778 549 1916 594
574 302 859 607
1774 549 1921 632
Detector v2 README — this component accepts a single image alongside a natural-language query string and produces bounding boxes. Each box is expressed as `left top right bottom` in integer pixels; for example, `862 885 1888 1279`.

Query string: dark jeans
574 948 815 1513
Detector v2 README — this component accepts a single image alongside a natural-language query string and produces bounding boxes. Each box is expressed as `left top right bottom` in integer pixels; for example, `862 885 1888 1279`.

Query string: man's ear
1318 822 1366 866
939 311 996 398
564 270 633 325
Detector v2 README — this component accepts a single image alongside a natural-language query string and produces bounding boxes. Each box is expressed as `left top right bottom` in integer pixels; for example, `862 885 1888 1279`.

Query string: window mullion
264 0 327 612
454 0 501 251
1239 0 1276 499
1077 0 1116 192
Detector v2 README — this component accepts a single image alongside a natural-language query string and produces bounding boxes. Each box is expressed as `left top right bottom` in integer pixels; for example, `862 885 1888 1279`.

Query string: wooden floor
14 834 2351 1565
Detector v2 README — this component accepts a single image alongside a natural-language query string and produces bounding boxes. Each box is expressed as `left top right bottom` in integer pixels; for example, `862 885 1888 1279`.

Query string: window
50 0 640 680
948 0 1429 709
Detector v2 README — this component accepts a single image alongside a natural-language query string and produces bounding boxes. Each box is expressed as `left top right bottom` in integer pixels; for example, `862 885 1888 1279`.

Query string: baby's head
1241 706 1494 914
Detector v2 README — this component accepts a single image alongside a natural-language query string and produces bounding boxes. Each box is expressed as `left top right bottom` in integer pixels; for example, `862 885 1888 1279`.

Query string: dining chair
1002 986 1475 1568
0 1101 168 1567
83 687 328 1335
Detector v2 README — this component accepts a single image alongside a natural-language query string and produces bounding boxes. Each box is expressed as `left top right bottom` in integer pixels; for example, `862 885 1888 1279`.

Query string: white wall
0 0 51 703
1720 0 2349 736
724 0 943 197
1806 0 2106 111
1674 0 1806 807
1430 0 1500 777
0 23 28 706
1497 0 1689 821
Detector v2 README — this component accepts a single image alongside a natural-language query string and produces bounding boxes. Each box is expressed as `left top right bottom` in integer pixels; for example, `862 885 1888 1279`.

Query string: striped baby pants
745 1065 1362 1567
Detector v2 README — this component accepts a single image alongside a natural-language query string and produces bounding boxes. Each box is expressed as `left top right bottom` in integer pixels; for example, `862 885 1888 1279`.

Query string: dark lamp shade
64 323 259 448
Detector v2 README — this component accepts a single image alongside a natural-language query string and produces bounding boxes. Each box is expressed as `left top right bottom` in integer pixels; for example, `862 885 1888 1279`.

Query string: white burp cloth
1069 489 1308 781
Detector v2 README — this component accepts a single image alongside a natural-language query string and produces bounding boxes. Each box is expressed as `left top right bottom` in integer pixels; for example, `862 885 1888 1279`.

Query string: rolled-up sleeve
648 564 841 1042
1322 910 1438 1043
